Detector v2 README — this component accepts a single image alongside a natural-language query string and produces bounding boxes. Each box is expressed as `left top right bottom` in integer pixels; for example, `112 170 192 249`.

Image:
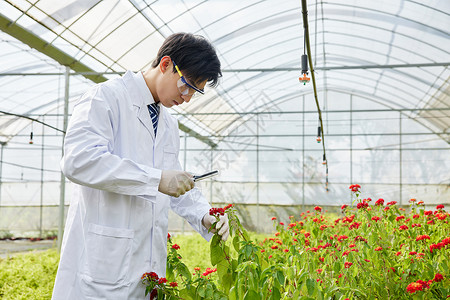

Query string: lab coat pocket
163 146 177 169
85 223 135 284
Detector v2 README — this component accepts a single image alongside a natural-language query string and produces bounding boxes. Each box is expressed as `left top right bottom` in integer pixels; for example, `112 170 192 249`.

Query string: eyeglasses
172 60 204 97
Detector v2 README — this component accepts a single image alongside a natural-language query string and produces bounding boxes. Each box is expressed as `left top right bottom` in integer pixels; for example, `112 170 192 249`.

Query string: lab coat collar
125 70 155 106
122 71 167 141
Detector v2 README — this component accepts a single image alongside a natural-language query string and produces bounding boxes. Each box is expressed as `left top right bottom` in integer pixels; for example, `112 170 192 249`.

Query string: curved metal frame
1 0 449 143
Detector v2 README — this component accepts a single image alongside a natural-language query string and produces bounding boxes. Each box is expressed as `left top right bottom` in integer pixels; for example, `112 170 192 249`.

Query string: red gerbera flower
406 282 423 294
375 198 384 206
434 273 444 282
349 184 361 192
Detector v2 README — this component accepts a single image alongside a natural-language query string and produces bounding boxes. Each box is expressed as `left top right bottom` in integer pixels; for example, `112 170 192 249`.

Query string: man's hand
202 213 230 241
158 170 194 197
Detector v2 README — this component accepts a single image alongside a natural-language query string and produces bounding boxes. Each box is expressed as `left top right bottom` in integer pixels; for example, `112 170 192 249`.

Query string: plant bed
143 185 450 300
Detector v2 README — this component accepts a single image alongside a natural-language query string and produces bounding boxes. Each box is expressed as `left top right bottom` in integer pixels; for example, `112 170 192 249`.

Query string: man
52 33 229 300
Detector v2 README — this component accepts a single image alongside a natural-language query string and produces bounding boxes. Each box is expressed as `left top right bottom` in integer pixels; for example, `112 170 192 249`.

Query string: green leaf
232 259 238 272
247 269 256 290
306 278 316 296
177 263 192 281
242 229 250 241
213 290 228 300
233 236 240 252
426 262 434 278
211 242 226 266
220 272 233 293
333 261 341 274
166 264 175 282
440 261 449 273
317 287 324 300
216 259 229 280
229 286 237 300
211 233 221 247
275 270 285 286
287 266 295 280
244 244 253 259
243 289 259 300
224 244 231 257
206 283 214 299
270 287 281 300
145 286 152 296
237 278 245 299
297 270 310 283
198 285 206 298
261 265 274 277
179 289 194 300
157 288 164 300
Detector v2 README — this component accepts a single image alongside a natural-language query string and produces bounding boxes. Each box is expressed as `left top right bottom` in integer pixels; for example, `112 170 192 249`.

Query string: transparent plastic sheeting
0 0 449 235
1 0 449 140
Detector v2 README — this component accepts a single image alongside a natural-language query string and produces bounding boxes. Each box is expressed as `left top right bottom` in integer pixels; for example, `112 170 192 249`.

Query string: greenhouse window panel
220 23 302 60
116 33 165 71
67 2 136 45
418 108 450 136
95 17 155 63
165 11 203 34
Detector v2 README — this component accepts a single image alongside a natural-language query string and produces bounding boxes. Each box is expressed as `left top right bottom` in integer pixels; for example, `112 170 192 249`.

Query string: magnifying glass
193 170 219 182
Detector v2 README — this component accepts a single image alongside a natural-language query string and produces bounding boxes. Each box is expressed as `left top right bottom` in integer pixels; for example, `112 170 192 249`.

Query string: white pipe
57 67 70 252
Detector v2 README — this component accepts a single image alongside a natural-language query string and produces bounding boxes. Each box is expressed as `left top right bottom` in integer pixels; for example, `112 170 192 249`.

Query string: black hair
151 33 222 88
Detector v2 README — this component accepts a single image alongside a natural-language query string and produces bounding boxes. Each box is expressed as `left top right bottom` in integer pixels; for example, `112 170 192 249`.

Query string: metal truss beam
0 12 108 83
221 62 450 72
3 61 448 77
0 13 216 148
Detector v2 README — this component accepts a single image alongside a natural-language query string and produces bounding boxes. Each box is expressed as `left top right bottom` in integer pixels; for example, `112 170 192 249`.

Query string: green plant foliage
0 249 59 299
2 185 449 300
142 186 450 299
171 234 214 272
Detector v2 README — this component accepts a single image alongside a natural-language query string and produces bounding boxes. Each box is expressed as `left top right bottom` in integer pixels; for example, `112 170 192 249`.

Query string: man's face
157 62 207 108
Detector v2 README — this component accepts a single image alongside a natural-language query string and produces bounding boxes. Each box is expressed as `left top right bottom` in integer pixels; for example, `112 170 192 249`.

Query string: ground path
0 239 55 258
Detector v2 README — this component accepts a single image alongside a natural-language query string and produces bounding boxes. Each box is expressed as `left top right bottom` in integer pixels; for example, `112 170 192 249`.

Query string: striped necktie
148 103 160 135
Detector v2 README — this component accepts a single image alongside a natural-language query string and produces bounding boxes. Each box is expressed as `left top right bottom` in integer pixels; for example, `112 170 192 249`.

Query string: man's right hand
158 170 194 197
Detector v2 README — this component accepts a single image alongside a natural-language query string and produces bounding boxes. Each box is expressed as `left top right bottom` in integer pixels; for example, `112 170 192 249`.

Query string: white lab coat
52 71 213 300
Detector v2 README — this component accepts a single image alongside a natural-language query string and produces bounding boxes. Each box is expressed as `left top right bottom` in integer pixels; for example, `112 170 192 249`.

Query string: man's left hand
202 213 229 241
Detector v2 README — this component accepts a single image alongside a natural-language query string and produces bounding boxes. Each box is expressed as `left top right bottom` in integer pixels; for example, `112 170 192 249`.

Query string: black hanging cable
301 0 328 188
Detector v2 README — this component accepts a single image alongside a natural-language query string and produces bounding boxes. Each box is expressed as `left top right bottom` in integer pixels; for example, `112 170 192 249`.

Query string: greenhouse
0 0 449 299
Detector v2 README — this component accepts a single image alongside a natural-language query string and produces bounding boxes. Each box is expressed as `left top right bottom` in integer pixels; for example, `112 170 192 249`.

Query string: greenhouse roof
0 0 449 144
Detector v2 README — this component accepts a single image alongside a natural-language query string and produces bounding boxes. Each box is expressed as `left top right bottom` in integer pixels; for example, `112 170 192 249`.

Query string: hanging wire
301 0 328 190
